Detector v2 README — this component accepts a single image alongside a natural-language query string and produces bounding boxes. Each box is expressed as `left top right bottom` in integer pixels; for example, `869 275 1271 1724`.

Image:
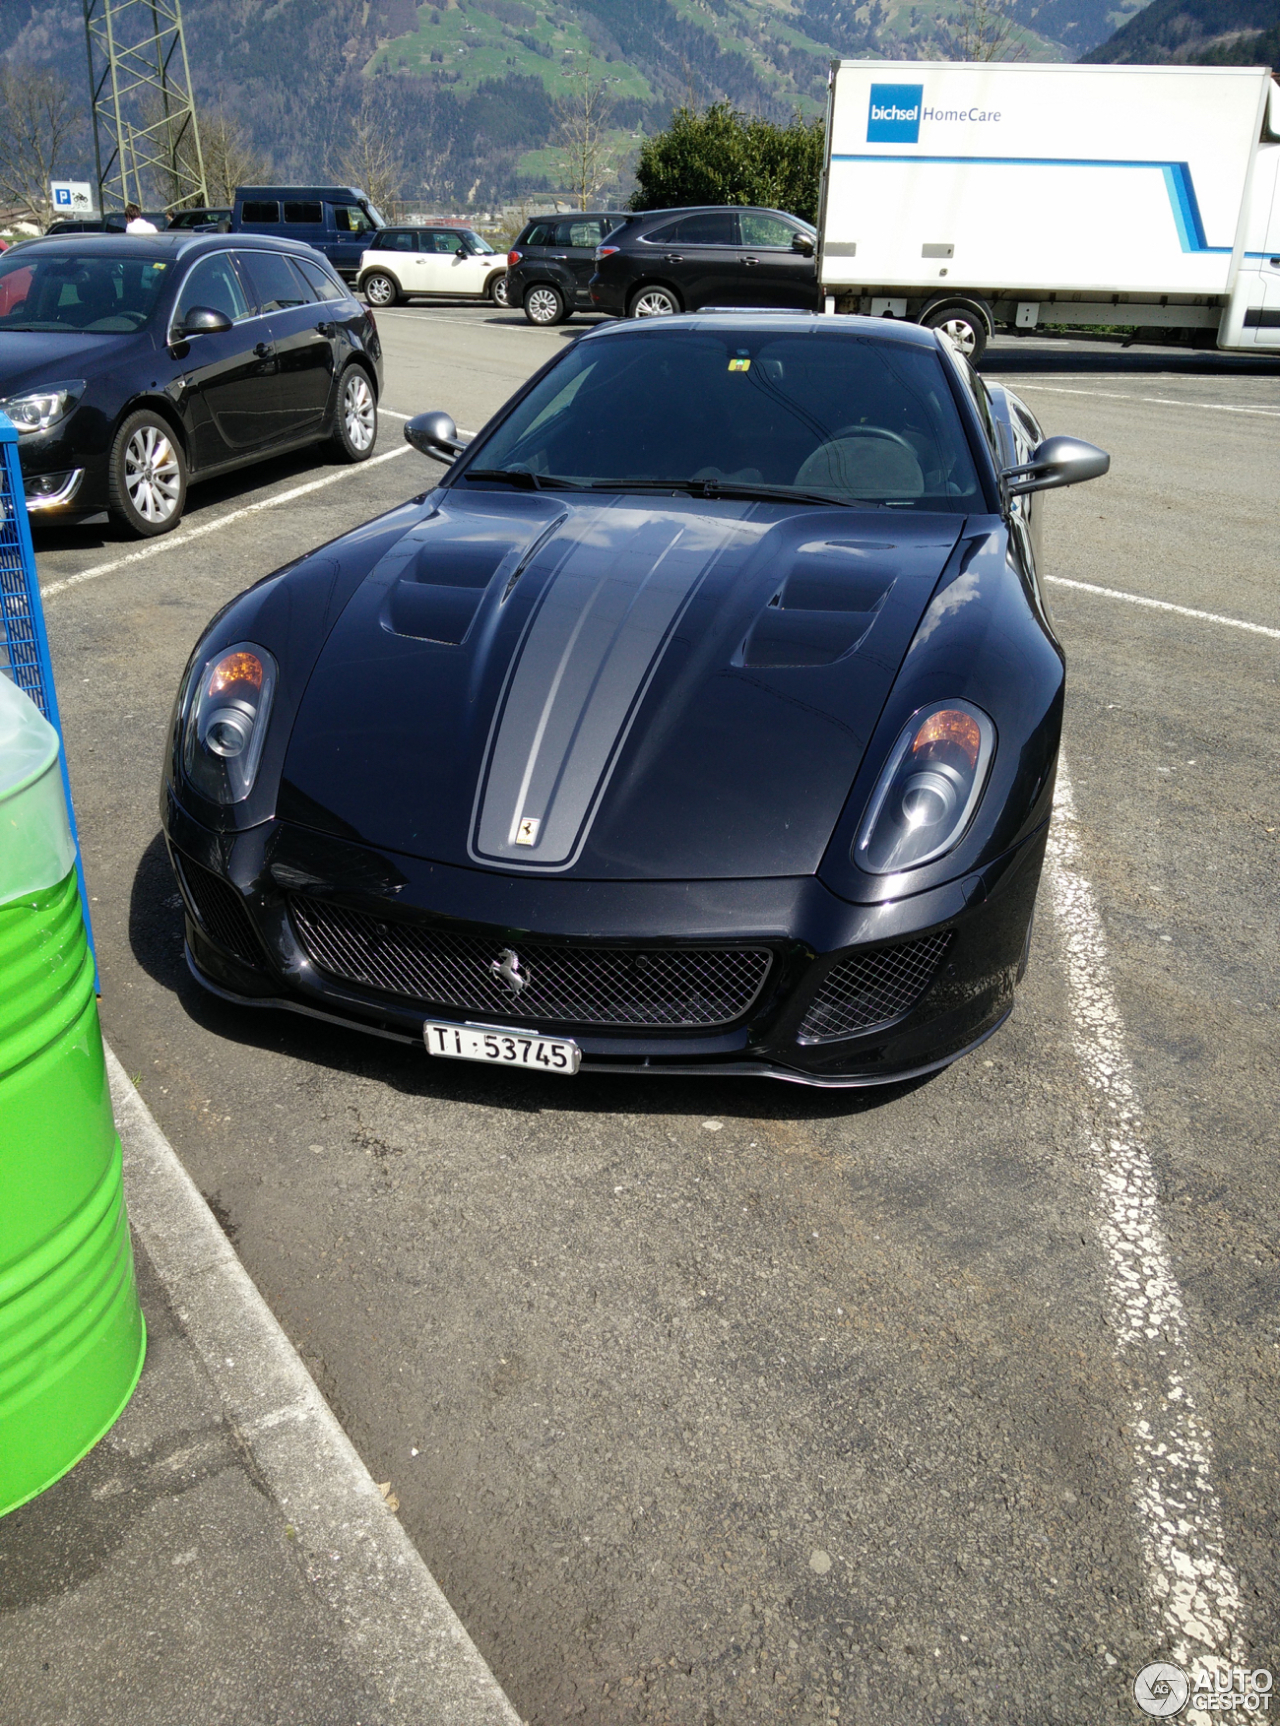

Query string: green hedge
631 103 824 224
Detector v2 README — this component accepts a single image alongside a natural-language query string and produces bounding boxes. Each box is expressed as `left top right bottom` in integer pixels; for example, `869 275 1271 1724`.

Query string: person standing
124 203 158 234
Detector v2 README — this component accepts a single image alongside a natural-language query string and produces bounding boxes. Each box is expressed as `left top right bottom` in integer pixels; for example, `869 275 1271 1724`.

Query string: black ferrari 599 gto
161 312 1108 1085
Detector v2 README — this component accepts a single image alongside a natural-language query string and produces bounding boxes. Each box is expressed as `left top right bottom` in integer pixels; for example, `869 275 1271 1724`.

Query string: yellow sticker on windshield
727 357 750 372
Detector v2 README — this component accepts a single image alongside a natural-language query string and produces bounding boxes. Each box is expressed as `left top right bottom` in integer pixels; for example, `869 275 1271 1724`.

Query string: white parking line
38 447 415 600
1045 575 1280 641
1017 382 1280 419
1046 759 1242 1670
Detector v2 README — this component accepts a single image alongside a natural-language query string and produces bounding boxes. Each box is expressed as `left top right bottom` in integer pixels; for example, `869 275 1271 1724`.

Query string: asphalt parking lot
32 305 1280 1723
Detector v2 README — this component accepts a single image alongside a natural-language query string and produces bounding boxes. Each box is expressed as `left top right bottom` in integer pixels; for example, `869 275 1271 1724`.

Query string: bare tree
0 65 85 228
939 0 1026 62
334 96 403 214
196 113 271 207
554 66 615 211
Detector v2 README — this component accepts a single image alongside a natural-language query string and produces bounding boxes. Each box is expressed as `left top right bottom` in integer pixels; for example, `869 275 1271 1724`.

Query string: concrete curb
105 1042 522 1726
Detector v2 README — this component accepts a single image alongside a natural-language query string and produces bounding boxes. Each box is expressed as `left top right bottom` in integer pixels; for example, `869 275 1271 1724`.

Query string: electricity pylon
82 0 208 213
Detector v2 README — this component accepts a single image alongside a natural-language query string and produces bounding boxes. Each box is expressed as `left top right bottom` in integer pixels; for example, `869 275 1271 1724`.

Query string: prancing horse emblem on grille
491 948 528 997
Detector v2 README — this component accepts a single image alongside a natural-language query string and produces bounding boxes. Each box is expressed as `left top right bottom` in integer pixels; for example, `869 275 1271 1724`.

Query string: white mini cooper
357 225 509 308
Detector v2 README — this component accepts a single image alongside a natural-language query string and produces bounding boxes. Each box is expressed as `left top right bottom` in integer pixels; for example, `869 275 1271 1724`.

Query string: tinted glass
0 252 169 332
557 218 610 248
380 230 417 251
283 201 323 224
241 201 280 224
174 252 251 325
671 212 737 246
739 213 803 248
524 222 556 246
295 256 346 301
239 249 313 311
468 330 983 510
332 204 376 234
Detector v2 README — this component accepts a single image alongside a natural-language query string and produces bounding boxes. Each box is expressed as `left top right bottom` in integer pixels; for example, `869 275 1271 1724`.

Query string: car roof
12 232 331 263
580 310 944 350
626 205 815 227
235 185 365 200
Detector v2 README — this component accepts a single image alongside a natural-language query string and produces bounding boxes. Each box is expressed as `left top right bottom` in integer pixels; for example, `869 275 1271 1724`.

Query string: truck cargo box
820 63 1275 301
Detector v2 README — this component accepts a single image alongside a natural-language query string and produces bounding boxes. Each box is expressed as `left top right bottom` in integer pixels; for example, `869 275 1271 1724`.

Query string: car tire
628 284 681 319
524 283 567 326
490 271 511 308
330 366 378 463
363 271 400 309
921 301 989 362
107 409 187 537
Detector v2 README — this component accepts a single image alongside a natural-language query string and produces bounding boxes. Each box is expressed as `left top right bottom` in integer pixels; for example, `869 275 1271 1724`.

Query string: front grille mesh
289 896 772 1029
175 853 262 968
798 933 952 1042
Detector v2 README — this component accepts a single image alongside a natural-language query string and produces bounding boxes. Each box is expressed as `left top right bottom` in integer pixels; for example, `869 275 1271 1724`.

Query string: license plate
422 1020 580 1074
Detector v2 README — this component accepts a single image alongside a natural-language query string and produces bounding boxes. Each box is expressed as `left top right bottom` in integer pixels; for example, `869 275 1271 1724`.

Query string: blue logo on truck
867 84 923 143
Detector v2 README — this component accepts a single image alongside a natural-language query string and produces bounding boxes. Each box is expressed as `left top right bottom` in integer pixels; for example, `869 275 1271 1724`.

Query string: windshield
464 329 984 511
0 252 170 332
461 229 494 254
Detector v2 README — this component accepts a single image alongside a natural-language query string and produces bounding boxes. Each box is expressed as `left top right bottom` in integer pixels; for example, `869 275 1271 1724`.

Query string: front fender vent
797 932 952 1042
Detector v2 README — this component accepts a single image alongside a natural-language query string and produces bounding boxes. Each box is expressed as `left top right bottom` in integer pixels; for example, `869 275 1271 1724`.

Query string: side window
282 201 323 225
332 204 377 235
672 211 737 246
241 201 280 224
381 230 416 251
238 250 314 313
560 219 606 248
427 230 463 253
739 213 801 249
525 222 555 246
295 256 346 301
642 219 680 245
173 252 251 326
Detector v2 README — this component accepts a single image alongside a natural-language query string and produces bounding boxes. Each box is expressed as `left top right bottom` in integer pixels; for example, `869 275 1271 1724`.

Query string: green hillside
1083 0 1280 64
0 0 1158 204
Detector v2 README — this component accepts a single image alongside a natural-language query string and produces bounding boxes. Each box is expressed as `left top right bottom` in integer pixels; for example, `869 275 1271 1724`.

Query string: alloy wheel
631 288 678 318
932 316 980 358
365 274 395 307
491 273 511 307
124 425 181 525
343 372 376 452
525 285 562 325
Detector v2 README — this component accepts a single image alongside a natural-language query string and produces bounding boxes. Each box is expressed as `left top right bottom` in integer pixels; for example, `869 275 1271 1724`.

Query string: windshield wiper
578 477 863 508
465 467 587 491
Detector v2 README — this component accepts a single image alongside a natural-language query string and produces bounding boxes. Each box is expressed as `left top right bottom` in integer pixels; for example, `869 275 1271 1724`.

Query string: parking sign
50 180 94 214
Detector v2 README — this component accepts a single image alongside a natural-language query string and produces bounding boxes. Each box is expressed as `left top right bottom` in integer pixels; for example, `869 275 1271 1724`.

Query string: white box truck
817 61 1280 358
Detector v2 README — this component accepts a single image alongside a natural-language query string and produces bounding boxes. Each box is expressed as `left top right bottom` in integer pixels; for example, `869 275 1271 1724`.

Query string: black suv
589 206 818 319
506 211 625 325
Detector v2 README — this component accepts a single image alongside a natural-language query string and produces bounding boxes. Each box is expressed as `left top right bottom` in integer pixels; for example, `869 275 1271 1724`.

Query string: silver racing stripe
471 504 762 868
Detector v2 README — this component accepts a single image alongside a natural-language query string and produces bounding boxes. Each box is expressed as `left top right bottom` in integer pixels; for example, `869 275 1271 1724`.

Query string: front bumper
162 793 1047 1086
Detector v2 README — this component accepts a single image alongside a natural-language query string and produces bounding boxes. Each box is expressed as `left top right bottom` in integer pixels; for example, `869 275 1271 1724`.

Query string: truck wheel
922 301 988 362
363 272 400 308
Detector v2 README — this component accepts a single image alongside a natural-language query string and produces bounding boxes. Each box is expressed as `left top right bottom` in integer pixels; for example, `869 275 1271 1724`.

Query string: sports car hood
279 492 964 880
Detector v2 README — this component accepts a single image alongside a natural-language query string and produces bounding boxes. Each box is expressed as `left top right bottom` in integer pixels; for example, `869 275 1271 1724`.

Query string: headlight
854 701 995 875
181 643 277 804
0 380 84 434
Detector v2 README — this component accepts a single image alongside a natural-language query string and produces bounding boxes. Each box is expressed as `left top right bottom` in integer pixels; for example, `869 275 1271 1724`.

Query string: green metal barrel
0 675 144 1516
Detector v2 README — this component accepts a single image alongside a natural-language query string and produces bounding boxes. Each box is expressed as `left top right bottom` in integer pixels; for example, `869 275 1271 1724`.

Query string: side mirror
454 245 468 258
1002 435 1109 497
791 232 815 257
176 305 233 338
405 410 466 462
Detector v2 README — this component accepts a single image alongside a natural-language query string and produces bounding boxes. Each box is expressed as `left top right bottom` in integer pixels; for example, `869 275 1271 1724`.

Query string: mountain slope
1083 0 1280 63
3 0 1154 203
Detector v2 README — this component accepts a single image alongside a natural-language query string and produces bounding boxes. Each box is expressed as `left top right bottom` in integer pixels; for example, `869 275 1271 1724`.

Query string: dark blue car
161 311 1109 1085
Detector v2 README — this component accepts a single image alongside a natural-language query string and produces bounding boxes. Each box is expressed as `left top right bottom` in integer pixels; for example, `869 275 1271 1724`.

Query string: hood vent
738 540 896 669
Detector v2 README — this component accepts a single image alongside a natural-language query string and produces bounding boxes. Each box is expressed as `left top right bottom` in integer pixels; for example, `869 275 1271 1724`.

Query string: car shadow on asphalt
980 335 1280 378
29 433 400 558
127 831 939 1127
